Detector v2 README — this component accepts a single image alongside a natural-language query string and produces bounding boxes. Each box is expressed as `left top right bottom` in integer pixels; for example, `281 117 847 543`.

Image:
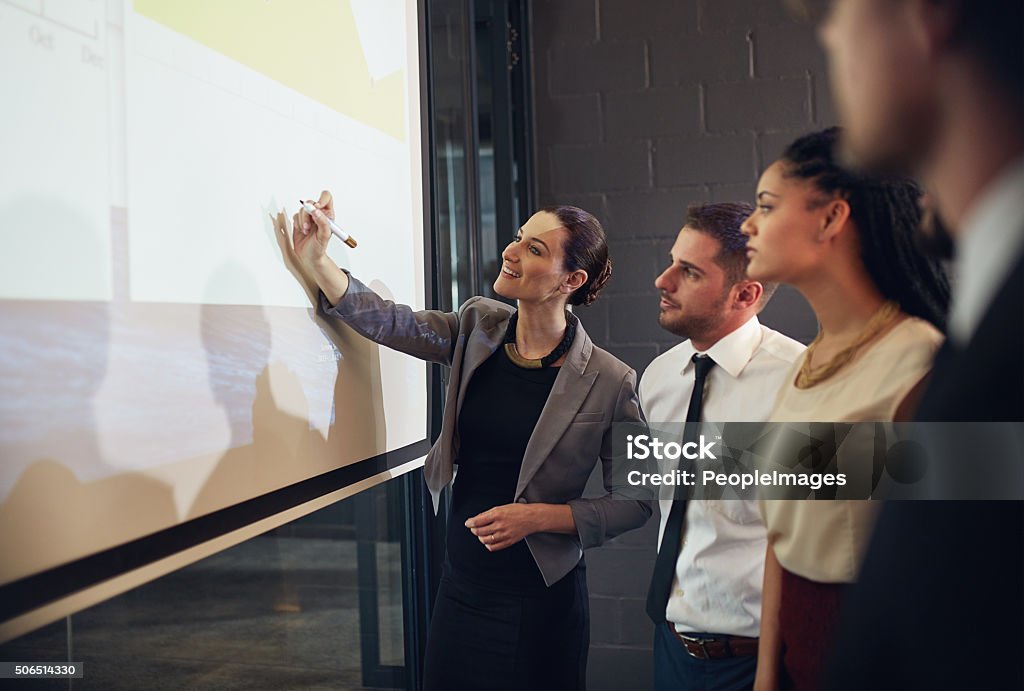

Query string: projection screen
0 0 430 640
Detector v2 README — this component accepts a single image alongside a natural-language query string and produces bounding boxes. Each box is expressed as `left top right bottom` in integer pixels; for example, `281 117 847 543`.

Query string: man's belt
668 624 759 659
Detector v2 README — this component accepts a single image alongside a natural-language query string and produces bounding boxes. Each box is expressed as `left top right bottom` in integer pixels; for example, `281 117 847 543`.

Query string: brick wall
530 1 835 688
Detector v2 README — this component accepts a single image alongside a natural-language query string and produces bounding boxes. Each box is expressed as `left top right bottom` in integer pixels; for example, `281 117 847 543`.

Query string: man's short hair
685 201 779 307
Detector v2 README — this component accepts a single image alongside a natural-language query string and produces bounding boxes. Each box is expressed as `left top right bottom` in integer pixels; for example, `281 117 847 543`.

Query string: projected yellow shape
133 0 406 140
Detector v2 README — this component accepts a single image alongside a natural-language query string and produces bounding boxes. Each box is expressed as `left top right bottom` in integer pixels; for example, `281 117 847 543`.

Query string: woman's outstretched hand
293 189 335 270
290 189 350 305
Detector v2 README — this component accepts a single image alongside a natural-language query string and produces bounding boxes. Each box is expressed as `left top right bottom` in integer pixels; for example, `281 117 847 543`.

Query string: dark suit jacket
826 253 1024 689
320 273 652 586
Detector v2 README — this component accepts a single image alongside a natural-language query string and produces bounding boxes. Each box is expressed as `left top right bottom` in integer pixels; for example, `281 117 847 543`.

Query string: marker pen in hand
300 200 358 248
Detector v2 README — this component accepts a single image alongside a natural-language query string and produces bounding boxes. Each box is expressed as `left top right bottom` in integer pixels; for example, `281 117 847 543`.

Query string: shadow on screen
269 207 389 465
0 198 177 585
189 218 389 519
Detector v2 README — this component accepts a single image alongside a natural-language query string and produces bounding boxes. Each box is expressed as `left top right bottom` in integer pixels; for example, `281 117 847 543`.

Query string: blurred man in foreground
809 1 1024 688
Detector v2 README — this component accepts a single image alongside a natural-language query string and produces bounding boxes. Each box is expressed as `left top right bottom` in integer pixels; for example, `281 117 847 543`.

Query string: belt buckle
679 632 715 659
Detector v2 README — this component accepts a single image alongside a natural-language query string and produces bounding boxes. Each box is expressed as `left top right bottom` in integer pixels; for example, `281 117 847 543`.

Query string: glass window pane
0 482 407 690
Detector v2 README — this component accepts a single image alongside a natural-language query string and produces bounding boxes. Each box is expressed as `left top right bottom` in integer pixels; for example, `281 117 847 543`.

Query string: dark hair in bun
544 205 612 306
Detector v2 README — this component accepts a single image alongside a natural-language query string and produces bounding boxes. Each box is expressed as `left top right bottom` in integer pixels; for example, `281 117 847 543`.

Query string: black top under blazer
319 272 653 586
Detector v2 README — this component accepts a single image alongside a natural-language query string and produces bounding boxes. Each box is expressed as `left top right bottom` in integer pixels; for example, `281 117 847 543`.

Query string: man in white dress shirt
808 1 1024 688
641 202 805 691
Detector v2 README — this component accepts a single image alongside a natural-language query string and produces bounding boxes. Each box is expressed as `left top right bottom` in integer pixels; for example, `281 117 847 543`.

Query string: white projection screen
0 0 430 640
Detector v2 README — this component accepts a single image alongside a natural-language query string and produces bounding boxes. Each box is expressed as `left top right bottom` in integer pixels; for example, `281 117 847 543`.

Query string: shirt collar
949 156 1024 346
678 315 763 379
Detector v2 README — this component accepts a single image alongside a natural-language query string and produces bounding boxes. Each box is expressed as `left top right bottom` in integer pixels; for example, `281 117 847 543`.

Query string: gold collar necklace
503 311 577 369
795 300 902 389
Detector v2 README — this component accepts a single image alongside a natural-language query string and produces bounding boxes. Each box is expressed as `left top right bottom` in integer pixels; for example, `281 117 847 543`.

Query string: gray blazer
320 273 652 585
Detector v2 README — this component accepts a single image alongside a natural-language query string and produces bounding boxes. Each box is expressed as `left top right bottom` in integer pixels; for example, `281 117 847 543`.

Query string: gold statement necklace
503 311 577 369
795 300 901 389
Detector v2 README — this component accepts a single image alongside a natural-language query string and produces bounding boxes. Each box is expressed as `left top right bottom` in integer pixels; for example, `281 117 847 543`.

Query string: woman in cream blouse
740 128 950 690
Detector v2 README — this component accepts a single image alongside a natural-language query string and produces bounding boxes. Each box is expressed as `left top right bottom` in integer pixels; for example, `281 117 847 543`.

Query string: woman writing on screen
287 191 651 691
740 128 949 690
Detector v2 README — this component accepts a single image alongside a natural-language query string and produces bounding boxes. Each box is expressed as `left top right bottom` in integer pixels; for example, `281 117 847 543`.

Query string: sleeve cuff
318 269 368 317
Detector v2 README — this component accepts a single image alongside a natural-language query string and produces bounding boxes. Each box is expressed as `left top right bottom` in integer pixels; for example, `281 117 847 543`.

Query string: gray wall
530 1 835 688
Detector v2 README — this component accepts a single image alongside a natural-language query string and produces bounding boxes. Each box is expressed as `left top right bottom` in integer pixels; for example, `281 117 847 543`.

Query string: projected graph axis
1 0 102 40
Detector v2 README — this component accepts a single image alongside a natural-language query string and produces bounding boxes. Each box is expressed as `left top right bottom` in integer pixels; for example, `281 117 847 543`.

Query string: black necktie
645 353 716 622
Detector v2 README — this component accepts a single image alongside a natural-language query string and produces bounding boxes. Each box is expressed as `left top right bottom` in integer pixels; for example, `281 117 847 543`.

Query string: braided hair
781 127 950 330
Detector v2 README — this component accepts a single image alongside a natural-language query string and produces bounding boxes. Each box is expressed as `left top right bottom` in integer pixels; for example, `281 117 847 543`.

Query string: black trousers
422 560 589 691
